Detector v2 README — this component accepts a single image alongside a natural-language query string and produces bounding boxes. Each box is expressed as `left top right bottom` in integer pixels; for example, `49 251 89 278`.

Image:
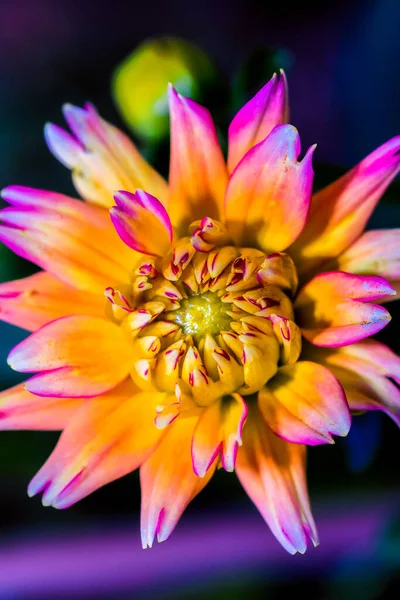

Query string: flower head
1 70 399 555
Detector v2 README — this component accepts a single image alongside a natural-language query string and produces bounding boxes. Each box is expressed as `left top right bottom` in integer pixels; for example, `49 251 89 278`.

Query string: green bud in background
112 37 218 143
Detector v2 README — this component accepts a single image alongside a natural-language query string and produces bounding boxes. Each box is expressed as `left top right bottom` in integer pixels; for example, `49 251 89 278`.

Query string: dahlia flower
0 71 399 555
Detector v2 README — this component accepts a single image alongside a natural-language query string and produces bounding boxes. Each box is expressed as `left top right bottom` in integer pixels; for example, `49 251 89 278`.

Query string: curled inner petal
111 189 173 256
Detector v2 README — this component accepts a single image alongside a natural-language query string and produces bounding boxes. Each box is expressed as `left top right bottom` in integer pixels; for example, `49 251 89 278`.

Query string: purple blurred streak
0 491 398 598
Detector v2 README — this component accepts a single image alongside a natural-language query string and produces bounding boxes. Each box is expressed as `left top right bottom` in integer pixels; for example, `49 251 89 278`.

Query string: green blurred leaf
112 37 221 144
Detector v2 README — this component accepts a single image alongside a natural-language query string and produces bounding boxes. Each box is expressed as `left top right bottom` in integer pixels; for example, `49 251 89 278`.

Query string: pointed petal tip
154 407 179 430
325 434 335 445
1 184 28 202
290 532 318 555
41 496 54 508
299 144 316 175
312 536 320 548
385 134 400 154
221 456 236 473
109 205 118 219
168 83 179 102
51 497 72 510
6 349 18 371
141 532 153 549
191 461 207 479
191 462 202 478
330 395 352 439
290 530 313 555
142 541 151 550
305 143 317 159
112 189 127 205
43 121 54 136
339 410 352 438
61 102 82 119
27 486 37 499
0 186 9 200
141 507 168 549
44 123 64 158
281 535 304 555
362 275 397 299
156 529 170 544
191 438 221 479
168 84 198 112
385 285 397 297
62 101 74 111
83 101 97 113
44 121 83 167
27 474 47 498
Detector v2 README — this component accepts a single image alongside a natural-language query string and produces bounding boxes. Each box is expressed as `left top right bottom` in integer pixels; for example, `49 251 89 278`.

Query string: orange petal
258 361 350 445
309 340 400 427
228 70 289 172
27 380 165 507
224 125 315 252
236 404 319 555
191 393 248 477
0 186 133 293
295 271 395 347
140 412 215 548
290 136 400 277
8 315 135 397
167 86 228 231
45 102 167 208
334 229 400 301
0 383 84 430
0 271 104 331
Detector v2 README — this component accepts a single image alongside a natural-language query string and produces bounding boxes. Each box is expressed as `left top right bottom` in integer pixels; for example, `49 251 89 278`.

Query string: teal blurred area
0 0 399 598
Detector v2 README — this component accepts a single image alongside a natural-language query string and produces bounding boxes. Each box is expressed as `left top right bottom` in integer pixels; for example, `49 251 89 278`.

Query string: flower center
172 291 232 344
105 217 301 404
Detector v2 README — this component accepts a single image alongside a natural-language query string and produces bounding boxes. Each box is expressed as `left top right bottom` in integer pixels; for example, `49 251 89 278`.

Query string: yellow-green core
172 291 232 344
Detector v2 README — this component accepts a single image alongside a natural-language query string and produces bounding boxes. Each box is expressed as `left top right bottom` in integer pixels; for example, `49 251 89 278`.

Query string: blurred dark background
0 0 399 598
